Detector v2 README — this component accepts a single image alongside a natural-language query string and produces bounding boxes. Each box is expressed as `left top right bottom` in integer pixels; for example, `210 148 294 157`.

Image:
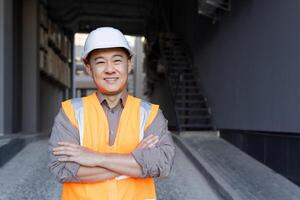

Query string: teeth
104 78 118 80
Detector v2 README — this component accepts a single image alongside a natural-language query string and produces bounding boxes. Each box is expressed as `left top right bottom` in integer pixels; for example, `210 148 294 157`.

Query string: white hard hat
82 27 133 60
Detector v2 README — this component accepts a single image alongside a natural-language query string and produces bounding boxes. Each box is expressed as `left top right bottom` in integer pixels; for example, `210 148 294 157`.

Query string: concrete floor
0 138 220 200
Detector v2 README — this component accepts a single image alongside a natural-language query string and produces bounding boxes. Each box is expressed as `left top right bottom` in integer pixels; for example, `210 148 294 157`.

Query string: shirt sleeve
48 108 81 183
132 109 176 178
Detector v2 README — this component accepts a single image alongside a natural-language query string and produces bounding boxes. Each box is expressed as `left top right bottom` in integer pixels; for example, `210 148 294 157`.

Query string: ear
127 57 133 74
82 58 92 76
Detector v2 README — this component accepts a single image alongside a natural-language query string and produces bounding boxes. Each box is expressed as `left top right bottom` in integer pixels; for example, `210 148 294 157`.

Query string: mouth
103 77 119 83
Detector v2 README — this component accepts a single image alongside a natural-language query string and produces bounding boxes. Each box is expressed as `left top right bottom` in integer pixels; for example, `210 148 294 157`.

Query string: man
48 27 175 200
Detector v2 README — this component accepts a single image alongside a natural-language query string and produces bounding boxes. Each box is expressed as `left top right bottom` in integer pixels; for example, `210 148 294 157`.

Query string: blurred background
1 0 300 199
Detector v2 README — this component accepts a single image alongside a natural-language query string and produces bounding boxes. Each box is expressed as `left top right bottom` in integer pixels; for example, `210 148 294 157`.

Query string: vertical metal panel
22 0 39 132
0 0 4 134
0 0 14 134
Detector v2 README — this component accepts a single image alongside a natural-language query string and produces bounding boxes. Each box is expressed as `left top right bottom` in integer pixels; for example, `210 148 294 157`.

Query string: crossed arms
52 135 159 182
48 108 175 183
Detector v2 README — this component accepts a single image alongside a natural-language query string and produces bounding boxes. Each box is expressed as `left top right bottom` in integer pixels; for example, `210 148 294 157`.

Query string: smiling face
84 48 132 95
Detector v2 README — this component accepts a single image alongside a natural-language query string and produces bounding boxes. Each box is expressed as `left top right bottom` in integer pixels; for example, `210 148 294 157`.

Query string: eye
96 61 105 64
114 59 122 63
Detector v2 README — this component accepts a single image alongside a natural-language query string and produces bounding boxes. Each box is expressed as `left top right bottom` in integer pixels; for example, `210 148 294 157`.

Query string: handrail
166 67 182 133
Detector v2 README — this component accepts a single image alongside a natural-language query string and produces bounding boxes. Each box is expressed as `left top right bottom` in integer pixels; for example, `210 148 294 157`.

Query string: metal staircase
159 33 214 132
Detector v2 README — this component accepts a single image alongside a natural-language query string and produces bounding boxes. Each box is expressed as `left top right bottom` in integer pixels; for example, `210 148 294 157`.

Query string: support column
22 0 39 133
134 37 145 98
0 0 14 134
0 0 4 135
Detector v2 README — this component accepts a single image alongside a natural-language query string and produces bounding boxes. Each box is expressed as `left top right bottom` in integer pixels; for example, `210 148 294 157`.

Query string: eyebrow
93 54 124 61
112 54 124 58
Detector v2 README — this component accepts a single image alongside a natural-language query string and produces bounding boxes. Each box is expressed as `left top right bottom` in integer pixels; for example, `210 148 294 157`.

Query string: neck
102 90 124 109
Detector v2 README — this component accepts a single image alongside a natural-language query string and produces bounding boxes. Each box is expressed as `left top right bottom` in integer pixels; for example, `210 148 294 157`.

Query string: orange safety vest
61 92 159 200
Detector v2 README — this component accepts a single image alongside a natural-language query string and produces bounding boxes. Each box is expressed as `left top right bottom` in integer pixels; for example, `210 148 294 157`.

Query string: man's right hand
136 134 159 149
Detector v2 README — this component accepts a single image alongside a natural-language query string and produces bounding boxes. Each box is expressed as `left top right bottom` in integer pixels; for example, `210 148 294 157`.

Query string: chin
102 91 120 96
97 87 124 96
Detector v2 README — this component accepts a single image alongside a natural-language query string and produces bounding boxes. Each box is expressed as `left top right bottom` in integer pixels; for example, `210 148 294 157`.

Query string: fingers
138 134 159 149
145 135 158 148
57 142 79 148
53 148 77 156
57 156 73 162
53 142 79 156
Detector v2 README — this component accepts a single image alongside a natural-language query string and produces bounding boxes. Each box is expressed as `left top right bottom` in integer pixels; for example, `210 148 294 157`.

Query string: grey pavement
175 131 300 200
155 146 221 200
0 138 220 200
0 139 61 200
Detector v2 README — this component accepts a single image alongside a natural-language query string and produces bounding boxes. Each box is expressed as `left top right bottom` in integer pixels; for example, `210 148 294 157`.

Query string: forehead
89 48 127 59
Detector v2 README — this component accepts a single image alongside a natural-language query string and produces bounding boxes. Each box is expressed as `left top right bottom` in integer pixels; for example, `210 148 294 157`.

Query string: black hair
84 47 132 65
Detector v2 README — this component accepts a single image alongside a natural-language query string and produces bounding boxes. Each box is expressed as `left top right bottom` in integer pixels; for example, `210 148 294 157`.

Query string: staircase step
160 34 182 39
164 52 185 56
168 66 190 70
174 93 203 97
162 44 183 49
174 79 197 82
168 67 190 71
169 73 194 77
166 63 190 68
169 74 194 79
170 79 197 87
163 48 184 52
164 52 187 57
176 103 206 108
163 50 186 54
178 114 211 119
175 95 205 100
174 85 198 89
161 37 183 42
171 84 198 89
172 88 203 94
170 75 195 79
170 71 194 75
173 89 200 94
167 63 190 66
178 109 211 115
176 107 209 111
175 92 201 96
164 57 187 62
176 99 207 103
166 60 189 64
167 60 189 64
180 124 213 130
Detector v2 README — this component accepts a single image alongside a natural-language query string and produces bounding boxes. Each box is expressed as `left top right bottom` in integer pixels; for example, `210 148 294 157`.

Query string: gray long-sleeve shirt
48 91 175 182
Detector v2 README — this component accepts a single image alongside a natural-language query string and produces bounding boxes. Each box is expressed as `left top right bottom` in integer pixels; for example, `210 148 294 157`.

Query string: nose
104 61 115 73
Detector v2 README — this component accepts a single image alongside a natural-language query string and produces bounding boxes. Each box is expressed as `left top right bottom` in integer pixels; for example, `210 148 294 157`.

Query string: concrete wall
40 78 64 133
171 0 300 133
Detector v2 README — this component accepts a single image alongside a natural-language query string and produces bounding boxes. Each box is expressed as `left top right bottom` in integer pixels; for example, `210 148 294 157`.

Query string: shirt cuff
64 162 81 182
132 149 148 178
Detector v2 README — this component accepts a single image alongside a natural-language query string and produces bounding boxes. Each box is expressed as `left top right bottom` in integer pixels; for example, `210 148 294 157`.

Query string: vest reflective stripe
114 100 151 181
71 98 84 145
139 100 152 142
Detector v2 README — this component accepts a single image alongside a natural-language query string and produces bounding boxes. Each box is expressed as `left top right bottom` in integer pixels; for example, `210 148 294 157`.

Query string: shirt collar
96 90 128 108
